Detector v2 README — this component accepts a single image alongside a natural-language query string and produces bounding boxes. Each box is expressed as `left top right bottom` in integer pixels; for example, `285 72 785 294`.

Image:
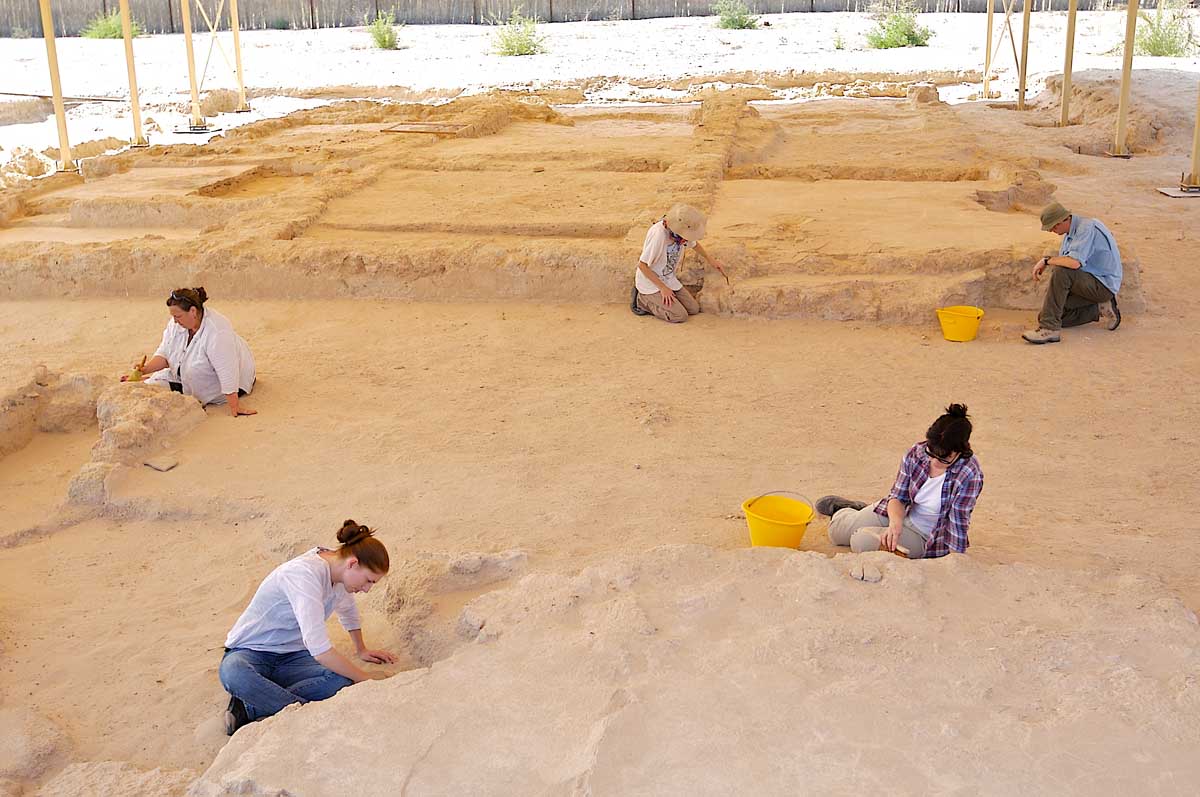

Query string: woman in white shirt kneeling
132 287 257 417
219 520 398 735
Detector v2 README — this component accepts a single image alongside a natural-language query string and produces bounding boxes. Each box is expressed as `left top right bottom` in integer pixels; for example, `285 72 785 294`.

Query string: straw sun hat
664 203 707 242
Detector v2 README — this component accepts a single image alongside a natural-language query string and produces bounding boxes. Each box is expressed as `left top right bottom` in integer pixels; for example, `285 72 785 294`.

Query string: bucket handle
745 490 814 512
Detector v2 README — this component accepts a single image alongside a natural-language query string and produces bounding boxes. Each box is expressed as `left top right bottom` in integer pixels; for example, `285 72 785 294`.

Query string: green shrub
81 10 143 39
713 0 757 30
833 29 846 50
865 1 932 49
1135 0 1196 57
493 8 546 57
267 17 291 30
10 26 32 39
367 11 399 50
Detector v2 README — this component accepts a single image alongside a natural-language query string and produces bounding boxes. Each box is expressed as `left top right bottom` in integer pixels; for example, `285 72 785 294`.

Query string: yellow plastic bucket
935 305 985 342
742 491 815 549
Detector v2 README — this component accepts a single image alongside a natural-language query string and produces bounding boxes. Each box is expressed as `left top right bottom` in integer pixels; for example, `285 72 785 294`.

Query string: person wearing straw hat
630 203 728 324
816 404 983 559
1022 202 1123 345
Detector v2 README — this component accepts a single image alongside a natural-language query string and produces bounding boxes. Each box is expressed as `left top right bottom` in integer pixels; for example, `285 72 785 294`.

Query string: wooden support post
1017 0 1032 110
118 0 148 146
1109 0 1139 157
229 0 251 112
983 0 994 99
1187 80 1200 187
37 0 77 172
1059 0 1077 127
179 0 208 130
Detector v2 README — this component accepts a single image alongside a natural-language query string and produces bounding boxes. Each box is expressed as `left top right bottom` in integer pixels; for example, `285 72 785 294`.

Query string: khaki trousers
636 287 700 324
827 503 928 557
1038 267 1114 331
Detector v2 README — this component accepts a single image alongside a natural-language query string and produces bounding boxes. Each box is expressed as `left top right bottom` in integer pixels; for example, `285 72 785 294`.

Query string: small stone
849 562 883 583
143 456 178 473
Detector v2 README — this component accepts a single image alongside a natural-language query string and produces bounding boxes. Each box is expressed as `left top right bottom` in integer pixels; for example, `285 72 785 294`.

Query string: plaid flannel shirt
873 442 984 558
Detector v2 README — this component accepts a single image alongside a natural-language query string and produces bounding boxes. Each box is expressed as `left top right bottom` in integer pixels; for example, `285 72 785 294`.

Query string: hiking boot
815 495 868 517
224 696 250 736
1098 297 1121 331
1022 327 1061 344
630 284 650 316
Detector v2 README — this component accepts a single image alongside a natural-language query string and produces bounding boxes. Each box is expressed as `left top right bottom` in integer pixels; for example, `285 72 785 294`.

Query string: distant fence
0 0 1178 37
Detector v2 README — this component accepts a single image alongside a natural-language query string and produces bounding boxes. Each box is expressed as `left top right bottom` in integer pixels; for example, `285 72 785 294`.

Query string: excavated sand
191 547 1200 795
1 47 1199 797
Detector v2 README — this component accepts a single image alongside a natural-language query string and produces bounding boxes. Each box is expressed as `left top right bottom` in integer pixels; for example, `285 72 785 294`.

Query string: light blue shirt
1060 216 1123 295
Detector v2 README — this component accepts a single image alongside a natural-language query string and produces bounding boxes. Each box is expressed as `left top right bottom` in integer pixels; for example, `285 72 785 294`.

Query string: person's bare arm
139 355 169 374
314 648 387 683
225 392 256 418
692 243 729 284
1033 255 1081 281
348 629 398 664
1046 255 1081 269
880 498 907 552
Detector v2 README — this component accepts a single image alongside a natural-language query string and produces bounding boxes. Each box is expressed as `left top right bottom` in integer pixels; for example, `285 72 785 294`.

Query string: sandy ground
1 11 1200 796
2 293 1199 791
2 11 1198 170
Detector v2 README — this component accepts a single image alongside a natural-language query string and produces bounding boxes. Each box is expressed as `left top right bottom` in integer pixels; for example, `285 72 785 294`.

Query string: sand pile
41 137 128 163
0 146 51 192
67 382 206 507
1034 71 1192 156
190 546 1200 795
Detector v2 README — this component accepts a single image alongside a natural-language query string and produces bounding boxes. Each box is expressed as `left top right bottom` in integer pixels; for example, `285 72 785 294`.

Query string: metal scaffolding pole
228 0 251 112
1059 0 1078 127
1017 0 1032 110
180 0 209 130
983 0 994 99
37 0 77 172
1109 0 1139 157
118 0 148 146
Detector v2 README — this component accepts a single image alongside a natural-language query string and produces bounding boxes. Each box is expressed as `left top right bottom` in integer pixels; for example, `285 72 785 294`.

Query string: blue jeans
219 648 354 722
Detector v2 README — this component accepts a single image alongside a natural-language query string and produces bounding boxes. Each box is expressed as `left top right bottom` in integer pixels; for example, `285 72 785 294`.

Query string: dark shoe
224 696 250 736
815 495 868 517
630 284 650 316
1098 297 1121 331
1022 327 1061 344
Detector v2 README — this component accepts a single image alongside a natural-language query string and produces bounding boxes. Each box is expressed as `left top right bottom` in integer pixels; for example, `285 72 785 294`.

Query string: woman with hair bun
218 520 397 735
125 287 257 417
817 404 984 559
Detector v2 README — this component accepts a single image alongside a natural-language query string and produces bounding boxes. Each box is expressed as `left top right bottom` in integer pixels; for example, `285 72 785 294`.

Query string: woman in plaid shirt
817 404 983 558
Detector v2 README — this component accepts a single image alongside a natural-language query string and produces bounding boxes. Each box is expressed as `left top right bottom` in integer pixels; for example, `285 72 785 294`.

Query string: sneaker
815 495 868 517
630 284 650 316
1022 327 1061 344
223 696 250 736
1098 297 1121 331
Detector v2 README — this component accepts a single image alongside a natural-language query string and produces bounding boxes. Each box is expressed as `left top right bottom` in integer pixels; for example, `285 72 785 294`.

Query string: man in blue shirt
1023 202 1123 344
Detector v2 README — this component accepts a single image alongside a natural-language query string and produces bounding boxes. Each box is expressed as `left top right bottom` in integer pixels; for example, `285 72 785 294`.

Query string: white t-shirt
150 307 255 406
224 548 361 657
636 220 696 295
907 472 946 538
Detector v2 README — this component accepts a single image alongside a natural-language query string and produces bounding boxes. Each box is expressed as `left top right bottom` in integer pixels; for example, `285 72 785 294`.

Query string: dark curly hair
926 403 973 460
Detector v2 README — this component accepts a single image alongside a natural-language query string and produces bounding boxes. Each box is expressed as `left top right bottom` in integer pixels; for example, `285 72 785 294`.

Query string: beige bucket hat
1040 202 1071 231
664 203 707 242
